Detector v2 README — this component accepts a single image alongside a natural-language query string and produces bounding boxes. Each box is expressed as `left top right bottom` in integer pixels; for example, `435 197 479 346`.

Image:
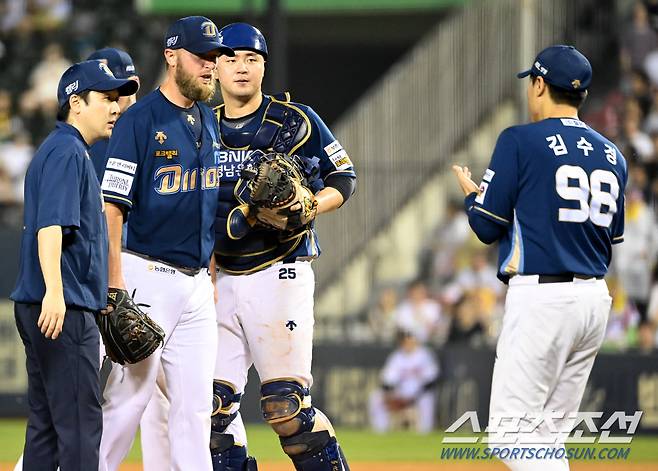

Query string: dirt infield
0 461 654 470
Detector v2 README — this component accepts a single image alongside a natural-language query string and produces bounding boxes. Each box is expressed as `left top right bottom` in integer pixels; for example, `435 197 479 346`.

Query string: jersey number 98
555 165 619 228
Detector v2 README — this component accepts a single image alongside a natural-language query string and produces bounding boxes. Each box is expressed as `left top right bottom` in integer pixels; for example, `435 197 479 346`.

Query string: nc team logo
99 62 115 77
201 21 217 38
65 80 79 95
166 36 179 47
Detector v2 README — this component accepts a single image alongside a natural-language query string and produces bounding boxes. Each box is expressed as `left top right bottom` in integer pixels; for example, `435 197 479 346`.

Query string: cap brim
516 69 532 79
186 41 235 56
92 78 139 96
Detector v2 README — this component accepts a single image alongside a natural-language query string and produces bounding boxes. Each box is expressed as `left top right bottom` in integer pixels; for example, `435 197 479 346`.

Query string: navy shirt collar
56 121 90 148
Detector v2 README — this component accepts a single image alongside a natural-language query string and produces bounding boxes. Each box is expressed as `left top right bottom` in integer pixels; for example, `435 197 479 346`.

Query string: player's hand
452 165 481 196
38 289 66 339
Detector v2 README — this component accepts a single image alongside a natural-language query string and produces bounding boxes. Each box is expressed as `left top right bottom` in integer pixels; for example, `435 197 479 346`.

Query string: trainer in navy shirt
10 60 137 471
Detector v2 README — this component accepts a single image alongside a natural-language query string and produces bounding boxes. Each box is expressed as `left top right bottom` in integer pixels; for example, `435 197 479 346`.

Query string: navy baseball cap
87 48 138 79
164 16 234 56
57 60 140 109
517 45 592 91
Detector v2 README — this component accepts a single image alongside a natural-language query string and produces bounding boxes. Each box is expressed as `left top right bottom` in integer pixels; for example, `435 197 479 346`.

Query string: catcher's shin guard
212 380 242 432
210 433 258 471
260 380 350 471
280 432 350 471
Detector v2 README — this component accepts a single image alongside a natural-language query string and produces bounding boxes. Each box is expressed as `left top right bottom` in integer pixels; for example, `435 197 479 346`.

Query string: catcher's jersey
101 89 221 269
213 94 356 274
469 118 627 281
11 122 108 311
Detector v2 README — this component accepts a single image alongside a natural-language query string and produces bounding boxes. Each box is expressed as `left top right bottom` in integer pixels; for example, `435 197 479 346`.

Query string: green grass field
1 419 658 464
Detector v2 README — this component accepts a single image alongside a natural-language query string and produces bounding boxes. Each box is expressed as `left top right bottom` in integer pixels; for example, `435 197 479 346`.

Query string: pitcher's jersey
89 138 109 184
470 118 627 281
101 89 221 268
214 94 355 274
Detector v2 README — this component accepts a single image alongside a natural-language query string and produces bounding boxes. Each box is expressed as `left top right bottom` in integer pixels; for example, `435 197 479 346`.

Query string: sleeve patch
475 181 489 204
106 158 137 175
324 140 343 157
482 168 495 183
329 149 353 170
101 170 134 196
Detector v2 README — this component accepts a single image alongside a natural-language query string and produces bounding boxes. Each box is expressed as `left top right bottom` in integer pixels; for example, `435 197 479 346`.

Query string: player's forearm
106 203 126 289
315 187 344 215
37 225 63 295
464 194 506 244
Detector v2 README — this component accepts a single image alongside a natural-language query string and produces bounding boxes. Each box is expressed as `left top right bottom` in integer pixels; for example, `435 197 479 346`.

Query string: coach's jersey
12 123 108 311
102 89 221 269
214 94 355 274
471 118 627 281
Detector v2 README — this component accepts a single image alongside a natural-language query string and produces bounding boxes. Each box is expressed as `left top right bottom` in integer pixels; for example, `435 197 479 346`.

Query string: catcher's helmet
218 23 268 59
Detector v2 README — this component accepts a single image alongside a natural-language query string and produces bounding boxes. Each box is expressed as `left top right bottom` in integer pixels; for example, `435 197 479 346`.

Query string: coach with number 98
10 61 137 471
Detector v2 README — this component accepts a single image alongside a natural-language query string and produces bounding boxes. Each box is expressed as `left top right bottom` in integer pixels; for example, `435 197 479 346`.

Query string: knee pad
212 380 242 433
210 433 258 471
260 380 315 437
280 432 350 471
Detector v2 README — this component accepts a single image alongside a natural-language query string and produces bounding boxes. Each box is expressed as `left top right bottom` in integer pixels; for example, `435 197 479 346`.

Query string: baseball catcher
96 288 165 365
228 151 322 239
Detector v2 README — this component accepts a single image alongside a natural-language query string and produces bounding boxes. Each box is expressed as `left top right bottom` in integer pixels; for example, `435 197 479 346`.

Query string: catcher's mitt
96 288 165 365
233 152 320 234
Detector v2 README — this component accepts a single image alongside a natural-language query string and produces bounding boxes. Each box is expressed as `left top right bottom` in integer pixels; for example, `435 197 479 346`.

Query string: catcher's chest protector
217 93 311 155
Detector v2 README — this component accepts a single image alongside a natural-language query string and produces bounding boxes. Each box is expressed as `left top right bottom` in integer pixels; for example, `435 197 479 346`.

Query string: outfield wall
1 320 657 434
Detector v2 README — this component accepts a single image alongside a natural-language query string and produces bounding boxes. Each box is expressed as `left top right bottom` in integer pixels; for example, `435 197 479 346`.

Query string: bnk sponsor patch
324 140 343 157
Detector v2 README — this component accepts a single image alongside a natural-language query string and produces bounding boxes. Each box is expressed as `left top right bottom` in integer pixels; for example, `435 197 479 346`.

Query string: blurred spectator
442 250 503 306
394 280 443 344
621 1 658 77
0 0 27 34
0 89 22 142
643 87 658 133
0 162 15 203
636 320 657 353
612 188 658 321
0 131 33 202
629 69 653 117
423 199 471 288
603 277 641 350
367 287 400 344
369 330 439 434
447 293 487 346
621 99 654 161
31 0 72 31
19 43 71 117
645 264 658 324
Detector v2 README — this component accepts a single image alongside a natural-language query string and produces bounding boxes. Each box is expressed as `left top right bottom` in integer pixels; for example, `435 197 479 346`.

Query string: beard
175 65 216 102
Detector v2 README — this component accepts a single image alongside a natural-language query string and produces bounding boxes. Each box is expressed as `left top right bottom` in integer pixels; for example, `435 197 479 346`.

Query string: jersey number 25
555 165 619 228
